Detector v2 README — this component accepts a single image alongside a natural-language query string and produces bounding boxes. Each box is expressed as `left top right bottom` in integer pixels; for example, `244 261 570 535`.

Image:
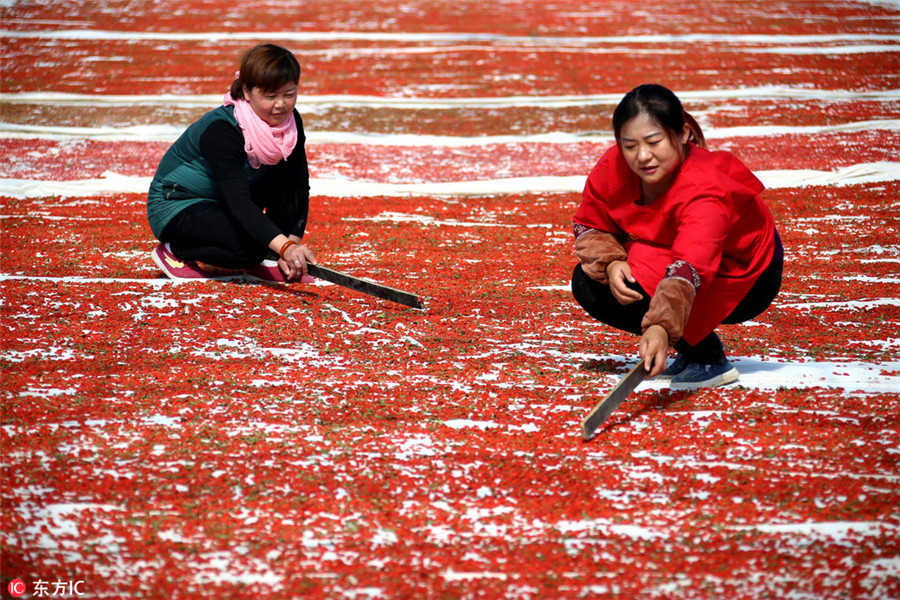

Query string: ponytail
683 111 706 149
229 75 243 100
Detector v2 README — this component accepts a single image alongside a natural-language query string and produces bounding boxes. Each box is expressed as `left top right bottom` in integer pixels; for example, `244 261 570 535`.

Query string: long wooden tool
307 264 424 309
581 359 648 440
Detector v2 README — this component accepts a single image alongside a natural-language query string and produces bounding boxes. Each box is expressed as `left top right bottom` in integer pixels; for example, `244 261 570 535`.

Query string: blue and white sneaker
655 354 688 381
670 361 739 390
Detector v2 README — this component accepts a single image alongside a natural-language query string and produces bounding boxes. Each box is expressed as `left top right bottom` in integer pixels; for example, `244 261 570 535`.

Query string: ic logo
8 579 26 597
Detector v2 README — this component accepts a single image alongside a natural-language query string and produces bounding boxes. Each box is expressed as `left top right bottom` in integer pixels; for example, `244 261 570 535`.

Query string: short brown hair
229 44 300 99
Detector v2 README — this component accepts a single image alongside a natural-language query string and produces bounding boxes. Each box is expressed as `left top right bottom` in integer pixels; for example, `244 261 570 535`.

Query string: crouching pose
571 84 783 389
147 43 315 282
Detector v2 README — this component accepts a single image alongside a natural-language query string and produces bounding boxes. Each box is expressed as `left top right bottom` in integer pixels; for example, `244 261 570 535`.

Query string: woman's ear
680 123 691 145
241 84 251 99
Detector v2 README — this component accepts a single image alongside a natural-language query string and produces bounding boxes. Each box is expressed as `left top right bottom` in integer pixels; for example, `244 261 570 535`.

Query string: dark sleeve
198 119 283 247
264 112 310 239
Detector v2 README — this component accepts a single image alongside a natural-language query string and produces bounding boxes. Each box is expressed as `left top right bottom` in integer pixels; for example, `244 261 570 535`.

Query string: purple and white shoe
151 243 210 280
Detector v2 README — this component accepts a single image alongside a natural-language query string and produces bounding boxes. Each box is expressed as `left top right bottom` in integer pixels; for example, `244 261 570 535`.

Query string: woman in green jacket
147 43 315 282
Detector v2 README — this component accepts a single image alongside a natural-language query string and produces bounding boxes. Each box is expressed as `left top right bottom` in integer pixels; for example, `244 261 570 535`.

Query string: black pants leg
571 264 650 336
159 202 269 269
674 332 727 365
723 234 784 325
571 233 783 365
572 264 729 364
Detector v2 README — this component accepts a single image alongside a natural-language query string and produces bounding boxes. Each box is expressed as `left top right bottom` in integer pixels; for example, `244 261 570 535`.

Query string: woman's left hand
639 325 669 377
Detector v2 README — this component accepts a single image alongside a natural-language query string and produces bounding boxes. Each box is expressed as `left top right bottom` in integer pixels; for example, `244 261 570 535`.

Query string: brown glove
574 230 628 284
641 277 696 346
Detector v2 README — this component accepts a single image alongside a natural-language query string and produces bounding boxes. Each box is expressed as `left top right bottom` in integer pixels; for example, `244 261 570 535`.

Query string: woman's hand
279 237 316 281
607 261 643 305
639 325 669 377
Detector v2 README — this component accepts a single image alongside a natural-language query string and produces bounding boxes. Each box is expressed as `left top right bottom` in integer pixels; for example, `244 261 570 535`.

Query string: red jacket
574 144 776 345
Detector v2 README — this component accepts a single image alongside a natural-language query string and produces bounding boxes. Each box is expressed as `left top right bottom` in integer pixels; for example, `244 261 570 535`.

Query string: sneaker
152 243 210 280
670 361 739 390
655 353 688 381
244 260 314 284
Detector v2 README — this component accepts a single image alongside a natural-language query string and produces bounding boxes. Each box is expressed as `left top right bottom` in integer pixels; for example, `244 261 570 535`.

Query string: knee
571 262 583 288
215 240 268 269
235 246 268 268
571 263 593 305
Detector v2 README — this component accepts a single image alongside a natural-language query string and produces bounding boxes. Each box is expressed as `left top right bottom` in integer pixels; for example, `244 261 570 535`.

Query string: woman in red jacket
572 84 783 389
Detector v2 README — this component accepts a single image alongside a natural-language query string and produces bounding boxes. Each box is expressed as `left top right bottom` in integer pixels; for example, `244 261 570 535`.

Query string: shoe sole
655 365 687 382
669 367 740 390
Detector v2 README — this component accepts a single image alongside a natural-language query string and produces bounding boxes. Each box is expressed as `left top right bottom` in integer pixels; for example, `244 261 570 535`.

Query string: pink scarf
223 92 298 169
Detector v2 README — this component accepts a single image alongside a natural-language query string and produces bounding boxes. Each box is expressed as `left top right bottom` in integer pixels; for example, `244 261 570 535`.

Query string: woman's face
243 81 298 126
619 112 690 201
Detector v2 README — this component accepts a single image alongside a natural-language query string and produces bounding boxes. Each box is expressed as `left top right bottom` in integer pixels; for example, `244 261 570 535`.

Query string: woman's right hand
639 325 669 377
607 260 643 305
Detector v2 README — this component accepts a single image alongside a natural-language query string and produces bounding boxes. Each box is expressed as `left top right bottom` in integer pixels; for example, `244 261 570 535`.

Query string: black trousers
571 234 783 364
159 202 293 269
